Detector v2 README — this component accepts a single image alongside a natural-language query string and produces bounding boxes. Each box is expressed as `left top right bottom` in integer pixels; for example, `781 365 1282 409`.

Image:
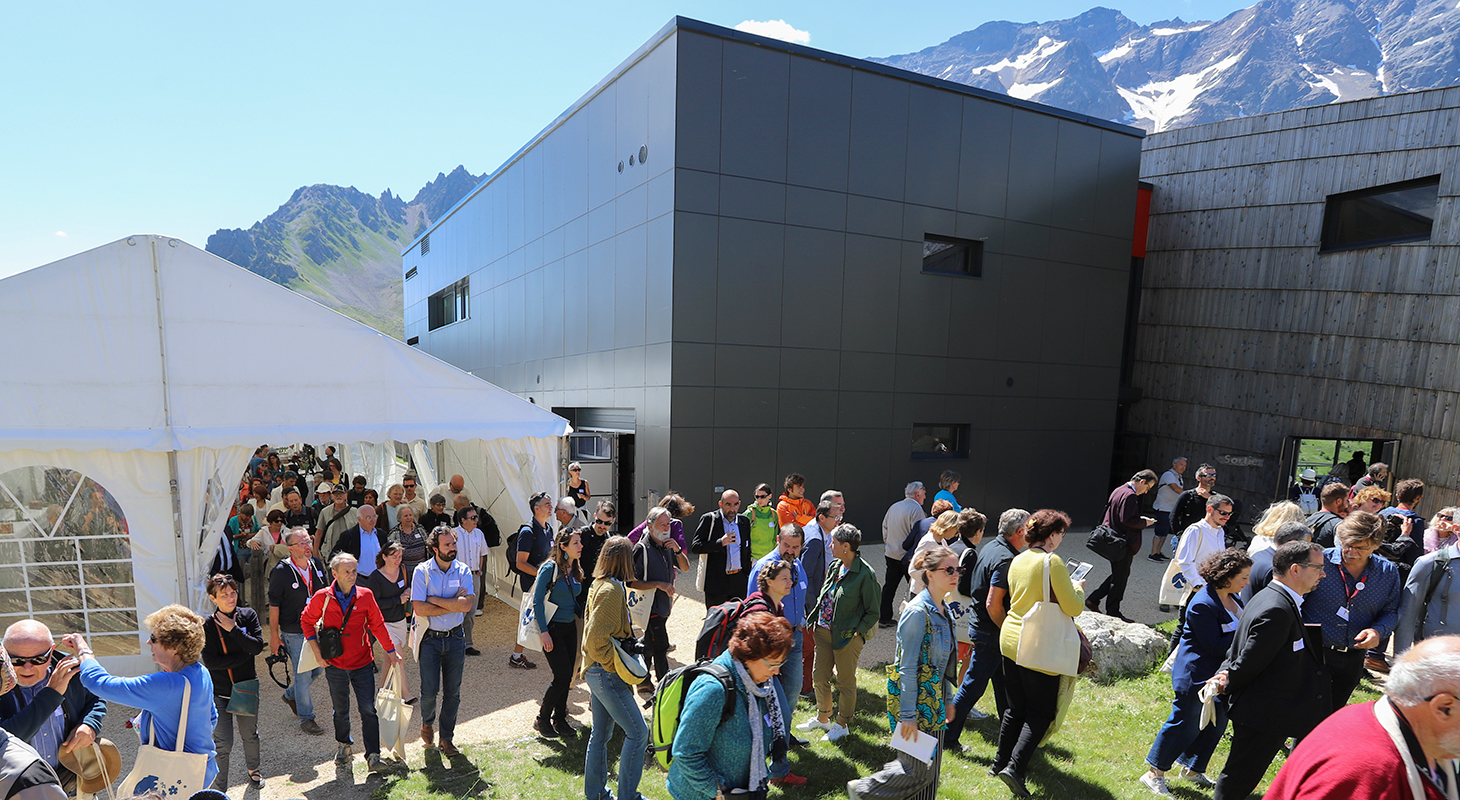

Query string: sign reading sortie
1219 455 1265 468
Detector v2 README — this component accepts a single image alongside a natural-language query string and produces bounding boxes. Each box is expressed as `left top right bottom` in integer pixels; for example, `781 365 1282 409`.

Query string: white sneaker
1139 772 1172 796
796 717 832 732
1178 767 1215 787
474 608 483 616
825 722 849 742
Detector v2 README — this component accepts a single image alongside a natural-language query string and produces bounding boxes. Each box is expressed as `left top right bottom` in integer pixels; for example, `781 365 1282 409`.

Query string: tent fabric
0 236 569 672
0 235 570 453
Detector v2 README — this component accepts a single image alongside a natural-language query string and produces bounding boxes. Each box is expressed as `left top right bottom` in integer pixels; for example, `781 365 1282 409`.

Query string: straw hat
58 740 121 794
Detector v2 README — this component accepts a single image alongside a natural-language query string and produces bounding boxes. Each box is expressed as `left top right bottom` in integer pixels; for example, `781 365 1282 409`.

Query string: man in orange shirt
777 474 816 528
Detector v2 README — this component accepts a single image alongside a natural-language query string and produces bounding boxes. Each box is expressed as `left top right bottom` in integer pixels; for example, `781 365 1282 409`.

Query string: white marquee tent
0 235 569 671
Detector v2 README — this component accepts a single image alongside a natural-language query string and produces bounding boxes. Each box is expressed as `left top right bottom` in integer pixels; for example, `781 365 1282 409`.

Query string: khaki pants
813 625 865 727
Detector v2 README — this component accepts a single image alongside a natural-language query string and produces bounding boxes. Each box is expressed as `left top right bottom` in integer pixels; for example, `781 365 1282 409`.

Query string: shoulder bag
627 545 656 634
117 675 208 797
516 562 559 652
316 592 355 662
212 618 259 716
1015 555 1081 676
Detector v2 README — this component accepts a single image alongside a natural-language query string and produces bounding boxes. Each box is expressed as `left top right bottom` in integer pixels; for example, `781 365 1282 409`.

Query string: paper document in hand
890 728 938 765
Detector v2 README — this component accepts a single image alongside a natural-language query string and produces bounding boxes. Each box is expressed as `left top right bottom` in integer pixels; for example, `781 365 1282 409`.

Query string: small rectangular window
427 277 469 331
1320 175 1441 252
922 234 982 277
570 435 612 462
912 423 970 460
420 234 430 256
405 266 417 280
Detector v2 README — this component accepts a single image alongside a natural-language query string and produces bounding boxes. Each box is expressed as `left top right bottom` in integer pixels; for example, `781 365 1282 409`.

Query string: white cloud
734 19 810 45
53 231 67 237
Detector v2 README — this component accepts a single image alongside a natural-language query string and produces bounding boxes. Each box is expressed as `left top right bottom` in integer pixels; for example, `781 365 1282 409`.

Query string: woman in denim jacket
848 545 960 800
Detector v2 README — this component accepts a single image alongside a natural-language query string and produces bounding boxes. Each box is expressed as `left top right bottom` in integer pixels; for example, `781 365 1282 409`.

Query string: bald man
1267 635 1460 798
432 475 466 511
0 621 106 793
331 505 389 577
691 489 753 607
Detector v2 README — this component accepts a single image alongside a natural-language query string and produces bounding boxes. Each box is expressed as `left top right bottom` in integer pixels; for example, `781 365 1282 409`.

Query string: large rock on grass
1077 611 1168 682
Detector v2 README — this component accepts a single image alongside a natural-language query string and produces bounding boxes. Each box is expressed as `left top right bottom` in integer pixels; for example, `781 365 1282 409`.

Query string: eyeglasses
1198 473 1217 479
403 483 416 489
933 565 963 577
569 468 581 473
8 652 50 667
1214 509 1233 517
1294 562 1326 571
1441 515 1455 522
593 519 613 527
754 493 769 499
148 634 159 644
465 515 478 521
759 657 787 669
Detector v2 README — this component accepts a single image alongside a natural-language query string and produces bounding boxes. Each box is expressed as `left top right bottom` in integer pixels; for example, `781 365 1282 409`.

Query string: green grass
369 663 1383 800
1295 438 1372 480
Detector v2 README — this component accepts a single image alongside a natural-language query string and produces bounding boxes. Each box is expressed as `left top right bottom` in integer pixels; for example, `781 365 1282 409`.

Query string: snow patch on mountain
1009 78 1064 99
1117 53 1243 131
970 37 1068 75
1152 23 1212 35
1099 38 1144 62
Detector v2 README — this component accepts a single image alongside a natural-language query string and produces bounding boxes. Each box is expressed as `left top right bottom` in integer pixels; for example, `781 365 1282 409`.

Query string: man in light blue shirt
746 523 812 770
410 527 474 755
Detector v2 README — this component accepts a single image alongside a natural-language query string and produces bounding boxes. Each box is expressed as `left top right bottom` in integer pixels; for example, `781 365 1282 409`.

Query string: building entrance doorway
1275 436 1399 500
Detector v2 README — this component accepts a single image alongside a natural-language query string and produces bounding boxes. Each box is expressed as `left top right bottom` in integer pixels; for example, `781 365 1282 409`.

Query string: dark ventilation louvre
420 234 430 256
405 266 417 280
1320 175 1441 252
406 336 419 346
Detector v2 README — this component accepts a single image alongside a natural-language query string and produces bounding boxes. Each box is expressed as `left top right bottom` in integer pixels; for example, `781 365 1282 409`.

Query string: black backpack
694 596 770 661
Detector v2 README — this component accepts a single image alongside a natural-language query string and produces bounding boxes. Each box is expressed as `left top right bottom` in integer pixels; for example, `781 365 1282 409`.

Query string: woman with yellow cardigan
991 509 1085 798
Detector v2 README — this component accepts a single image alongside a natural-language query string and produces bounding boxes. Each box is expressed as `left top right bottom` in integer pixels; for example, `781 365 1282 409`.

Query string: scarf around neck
732 656 785 793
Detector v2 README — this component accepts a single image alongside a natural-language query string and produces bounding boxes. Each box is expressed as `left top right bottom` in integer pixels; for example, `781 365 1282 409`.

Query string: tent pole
148 238 191 606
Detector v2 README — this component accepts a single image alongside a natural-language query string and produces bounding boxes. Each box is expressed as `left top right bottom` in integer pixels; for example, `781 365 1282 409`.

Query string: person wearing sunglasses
578 501 617 604
1167 495 1239 650
1207 541 1330 800
849 544 961 800
566 462 591 511
668 611 794 800
0 620 106 795
745 483 780 562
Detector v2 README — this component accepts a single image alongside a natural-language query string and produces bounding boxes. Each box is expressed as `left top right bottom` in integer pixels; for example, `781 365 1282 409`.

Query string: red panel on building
1132 183 1152 258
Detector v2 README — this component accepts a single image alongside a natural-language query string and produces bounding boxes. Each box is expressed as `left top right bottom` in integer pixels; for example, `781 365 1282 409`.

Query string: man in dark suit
692 489 753 608
0 620 106 793
1211 541 1331 800
1239 521 1312 604
330 504 390 578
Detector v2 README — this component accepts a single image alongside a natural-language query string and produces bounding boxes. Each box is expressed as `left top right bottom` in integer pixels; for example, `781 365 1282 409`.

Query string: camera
265 652 289 667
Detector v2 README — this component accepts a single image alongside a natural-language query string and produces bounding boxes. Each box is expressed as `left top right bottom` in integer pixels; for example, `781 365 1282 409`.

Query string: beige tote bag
117 676 209 798
1015 555 1081 676
375 663 411 761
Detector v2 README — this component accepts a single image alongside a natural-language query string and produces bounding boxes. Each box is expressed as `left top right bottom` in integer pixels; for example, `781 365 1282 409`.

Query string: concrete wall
666 29 1143 531
1132 86 1460 516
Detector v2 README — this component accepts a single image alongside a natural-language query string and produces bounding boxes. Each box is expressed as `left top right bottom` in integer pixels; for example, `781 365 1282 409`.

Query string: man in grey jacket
879 482 927 627
1395 542 1460 653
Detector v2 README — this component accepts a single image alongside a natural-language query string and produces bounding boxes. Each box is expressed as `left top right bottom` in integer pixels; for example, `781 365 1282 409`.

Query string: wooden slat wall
1131 85 1460 518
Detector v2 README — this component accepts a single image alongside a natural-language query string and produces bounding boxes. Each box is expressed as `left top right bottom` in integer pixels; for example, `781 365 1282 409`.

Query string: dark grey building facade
403 17 1146 533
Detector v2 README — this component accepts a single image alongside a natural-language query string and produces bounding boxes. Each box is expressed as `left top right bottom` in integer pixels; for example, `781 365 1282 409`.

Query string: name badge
1293 638 1305 652
1337 606 1350 621
1221 621 1238 633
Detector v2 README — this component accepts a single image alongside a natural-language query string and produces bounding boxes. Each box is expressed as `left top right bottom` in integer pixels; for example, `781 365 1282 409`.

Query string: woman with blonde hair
1426 506 1460 552
582 536 649 800
1245 500 1306 554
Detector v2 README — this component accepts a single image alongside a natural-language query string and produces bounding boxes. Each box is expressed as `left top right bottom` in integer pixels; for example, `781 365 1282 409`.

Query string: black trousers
1327 647 1368 711
994 656 1061 778
1088 552 1133 614
881 555 908 623
540 619 578 723
645 615 671 682
1215 720 1290 800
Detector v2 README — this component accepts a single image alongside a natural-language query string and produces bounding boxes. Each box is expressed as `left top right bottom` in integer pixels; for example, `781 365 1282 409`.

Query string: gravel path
98 538 1168 799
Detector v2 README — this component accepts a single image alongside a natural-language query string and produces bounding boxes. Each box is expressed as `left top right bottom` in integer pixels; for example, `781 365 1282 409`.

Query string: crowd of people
8 444 1460 800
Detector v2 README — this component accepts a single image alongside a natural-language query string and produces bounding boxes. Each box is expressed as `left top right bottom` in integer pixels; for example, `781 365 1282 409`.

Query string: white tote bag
1015 555 1081 676
118 676 209 798
695 553 708 593
375 663 411 761
944 588 975 644
1158 558 1194 607
517 588 558 652
627 545 656 634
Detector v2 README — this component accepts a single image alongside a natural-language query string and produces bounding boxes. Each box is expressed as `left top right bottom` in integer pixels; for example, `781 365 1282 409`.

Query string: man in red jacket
1265 634 1460 799
302 553 402 774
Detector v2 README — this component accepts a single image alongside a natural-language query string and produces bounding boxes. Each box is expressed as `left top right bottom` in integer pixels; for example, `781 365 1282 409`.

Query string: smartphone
1067 560 1093 582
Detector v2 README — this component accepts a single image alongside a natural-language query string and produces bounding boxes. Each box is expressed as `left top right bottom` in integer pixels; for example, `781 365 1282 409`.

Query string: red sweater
1267 701 1448 800
300 584 395 671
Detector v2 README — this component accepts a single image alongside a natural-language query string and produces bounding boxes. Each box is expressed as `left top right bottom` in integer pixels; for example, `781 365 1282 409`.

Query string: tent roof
0 235 569 452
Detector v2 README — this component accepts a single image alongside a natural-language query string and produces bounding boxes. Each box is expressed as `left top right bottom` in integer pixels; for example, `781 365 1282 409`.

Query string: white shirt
1175 519 1227 589
1273 578 1306 611
1154 469 1184 513
433 484 463 510
454 525 488 573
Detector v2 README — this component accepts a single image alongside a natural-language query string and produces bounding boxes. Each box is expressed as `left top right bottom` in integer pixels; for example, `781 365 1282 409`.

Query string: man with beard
410 526 474 756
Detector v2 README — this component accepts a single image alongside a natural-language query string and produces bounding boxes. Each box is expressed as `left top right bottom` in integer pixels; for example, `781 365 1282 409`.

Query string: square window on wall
912 423 970 460
922 234 982 277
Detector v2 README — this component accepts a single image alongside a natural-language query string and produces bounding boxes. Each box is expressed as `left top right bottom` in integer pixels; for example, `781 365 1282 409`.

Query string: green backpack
649 661 735 770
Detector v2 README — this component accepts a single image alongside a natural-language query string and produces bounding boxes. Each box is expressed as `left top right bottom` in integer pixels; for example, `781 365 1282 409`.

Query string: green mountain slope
206 166 483 338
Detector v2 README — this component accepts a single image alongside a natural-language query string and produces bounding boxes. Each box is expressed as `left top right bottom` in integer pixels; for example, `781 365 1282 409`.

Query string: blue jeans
947 627 1006 742
325 663 380 756
419 627 467 741
281 631 321 722
1146 686 1228 773
770 628 804 778
583 664 648 800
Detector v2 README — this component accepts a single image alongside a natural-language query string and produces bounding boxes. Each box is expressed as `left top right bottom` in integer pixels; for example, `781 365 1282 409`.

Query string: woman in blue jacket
1140 548 1252 795
668 611 793 799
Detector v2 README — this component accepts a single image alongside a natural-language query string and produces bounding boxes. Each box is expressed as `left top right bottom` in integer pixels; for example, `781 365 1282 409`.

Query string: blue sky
0 0 1255 277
